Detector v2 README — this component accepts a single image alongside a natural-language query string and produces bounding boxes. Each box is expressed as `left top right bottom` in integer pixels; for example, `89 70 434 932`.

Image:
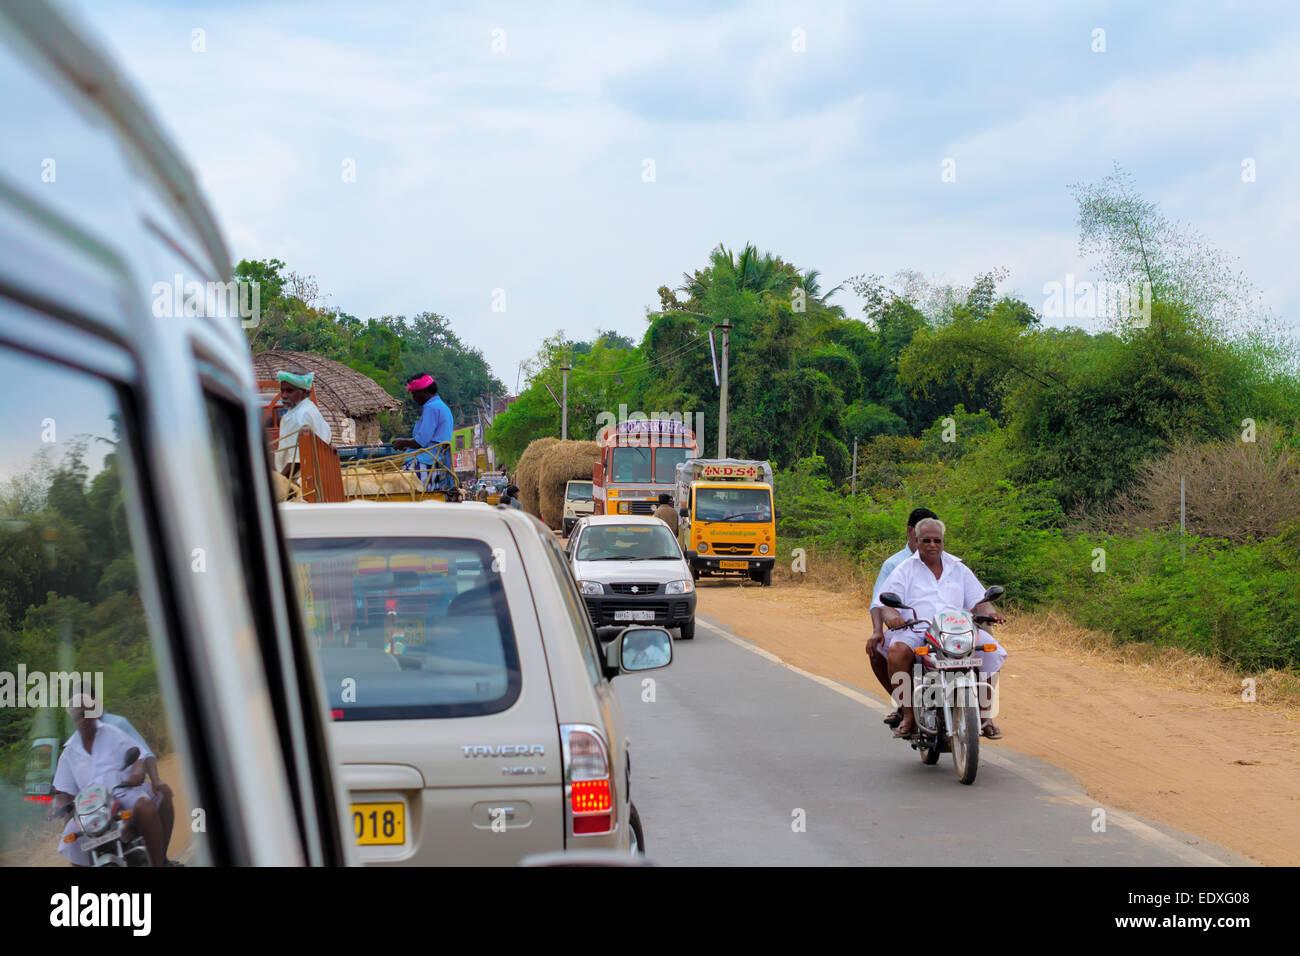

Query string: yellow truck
675 459 777 586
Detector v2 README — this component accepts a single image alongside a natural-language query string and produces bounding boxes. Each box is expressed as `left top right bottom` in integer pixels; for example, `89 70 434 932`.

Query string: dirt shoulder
695 579 1300 866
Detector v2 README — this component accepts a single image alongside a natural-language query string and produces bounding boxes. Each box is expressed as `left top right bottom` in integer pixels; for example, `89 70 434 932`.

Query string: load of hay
538 440 600 529
514 436 560 517
341 465 424 498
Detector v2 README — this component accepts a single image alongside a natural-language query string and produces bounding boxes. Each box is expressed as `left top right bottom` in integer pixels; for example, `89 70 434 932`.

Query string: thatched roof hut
253 350 402 446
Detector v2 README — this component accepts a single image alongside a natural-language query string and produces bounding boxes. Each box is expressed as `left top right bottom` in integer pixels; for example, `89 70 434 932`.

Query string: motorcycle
880 587 1003 785
55 746 152 866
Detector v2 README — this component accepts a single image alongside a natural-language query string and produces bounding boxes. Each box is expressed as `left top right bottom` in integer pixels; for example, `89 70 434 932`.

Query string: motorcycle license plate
932 658 982 669
614 610 655 622
719 560 748 570
81 827 122 851
352 802 405 846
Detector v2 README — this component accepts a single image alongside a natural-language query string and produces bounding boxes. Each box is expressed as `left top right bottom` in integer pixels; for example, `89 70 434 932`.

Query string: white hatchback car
567 515 698 640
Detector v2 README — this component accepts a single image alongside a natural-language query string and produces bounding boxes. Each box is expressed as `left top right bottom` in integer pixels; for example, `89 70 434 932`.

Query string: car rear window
287 536 521 720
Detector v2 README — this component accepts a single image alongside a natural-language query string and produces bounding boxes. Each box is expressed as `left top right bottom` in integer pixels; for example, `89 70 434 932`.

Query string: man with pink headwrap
391 372 455 491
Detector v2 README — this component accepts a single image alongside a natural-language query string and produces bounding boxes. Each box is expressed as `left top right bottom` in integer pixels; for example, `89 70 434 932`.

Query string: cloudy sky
72 0 1300 389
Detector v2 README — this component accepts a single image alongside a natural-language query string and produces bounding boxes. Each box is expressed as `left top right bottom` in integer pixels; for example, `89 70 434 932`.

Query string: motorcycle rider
871 518 1007 739
868 507 938 728
48 695 173 866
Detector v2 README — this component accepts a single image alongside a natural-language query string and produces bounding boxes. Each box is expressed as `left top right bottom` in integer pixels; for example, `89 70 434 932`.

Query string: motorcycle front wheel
950 696 980 785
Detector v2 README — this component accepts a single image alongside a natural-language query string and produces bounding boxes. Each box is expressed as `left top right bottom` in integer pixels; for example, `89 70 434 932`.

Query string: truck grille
712 542 755 555
627 501 654 515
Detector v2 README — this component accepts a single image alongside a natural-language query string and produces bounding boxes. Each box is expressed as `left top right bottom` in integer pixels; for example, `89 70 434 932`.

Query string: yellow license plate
351 802 406 846
720 560 749 569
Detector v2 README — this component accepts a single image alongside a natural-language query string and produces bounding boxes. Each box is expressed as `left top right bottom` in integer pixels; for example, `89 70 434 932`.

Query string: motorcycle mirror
879 592 905 609
121 747 140 770
982 586 1004 603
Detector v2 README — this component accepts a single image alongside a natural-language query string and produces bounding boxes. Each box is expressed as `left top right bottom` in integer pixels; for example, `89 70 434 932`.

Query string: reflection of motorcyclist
48 696 175 866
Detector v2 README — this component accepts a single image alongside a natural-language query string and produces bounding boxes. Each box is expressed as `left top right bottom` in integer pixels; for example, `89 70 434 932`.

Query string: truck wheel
690 566 699 581
678 619 695 641
760 567 773 587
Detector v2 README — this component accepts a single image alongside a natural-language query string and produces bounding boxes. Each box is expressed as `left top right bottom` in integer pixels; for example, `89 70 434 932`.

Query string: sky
69 0 1300 391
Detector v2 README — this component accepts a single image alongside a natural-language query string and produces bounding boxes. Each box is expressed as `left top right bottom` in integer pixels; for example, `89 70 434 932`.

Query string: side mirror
775 508 783 520
684 550 697 561
121 747 140 770
982 586 1004 603
603 626 673 679
879 592 906 609
678 507 688 518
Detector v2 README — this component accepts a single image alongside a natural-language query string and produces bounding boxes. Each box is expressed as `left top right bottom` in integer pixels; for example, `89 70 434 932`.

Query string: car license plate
351 802 406 846
614 609 655 622
719 560 748 569
933 658 982 669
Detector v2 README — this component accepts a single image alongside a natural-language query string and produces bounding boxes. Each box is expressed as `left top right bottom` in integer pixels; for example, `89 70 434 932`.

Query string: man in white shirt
872 518 1007 739
869 508 937 727
49 696 172 866
270 369 331 475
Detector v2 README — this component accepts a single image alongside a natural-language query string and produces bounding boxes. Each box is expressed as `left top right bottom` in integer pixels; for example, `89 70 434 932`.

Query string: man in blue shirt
869 507 937 727
392 373 455 491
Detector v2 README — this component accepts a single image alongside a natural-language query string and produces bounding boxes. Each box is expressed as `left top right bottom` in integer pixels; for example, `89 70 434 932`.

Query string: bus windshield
695 486 773 522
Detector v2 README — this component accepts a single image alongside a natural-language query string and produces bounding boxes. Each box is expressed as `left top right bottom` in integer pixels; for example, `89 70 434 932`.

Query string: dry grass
776 545 1300 716
1079 425 1300 541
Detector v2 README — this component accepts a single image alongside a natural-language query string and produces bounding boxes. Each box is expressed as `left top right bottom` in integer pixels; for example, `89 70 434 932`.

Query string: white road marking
696 616 1232 867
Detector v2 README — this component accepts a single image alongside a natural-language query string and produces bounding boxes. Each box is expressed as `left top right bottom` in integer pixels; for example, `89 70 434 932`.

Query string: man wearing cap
392 373 454 491
269 370 331 476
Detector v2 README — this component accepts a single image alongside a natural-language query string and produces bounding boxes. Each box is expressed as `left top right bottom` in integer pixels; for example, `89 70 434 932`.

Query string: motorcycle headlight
81 805 112 837
697 542 708 553
941 632 974 657
665 579 694 594
577 580 605 595
758 543 769 555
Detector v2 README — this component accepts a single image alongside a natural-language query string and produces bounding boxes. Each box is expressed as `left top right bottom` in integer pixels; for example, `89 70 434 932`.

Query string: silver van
0 1 349 866
280 501 671 864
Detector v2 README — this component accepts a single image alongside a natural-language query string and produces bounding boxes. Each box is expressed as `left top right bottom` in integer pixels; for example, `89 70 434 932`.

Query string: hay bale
538 441 600 529
515 436 560 517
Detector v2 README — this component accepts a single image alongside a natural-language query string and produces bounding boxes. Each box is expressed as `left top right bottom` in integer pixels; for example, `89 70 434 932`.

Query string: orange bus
592 419 698 516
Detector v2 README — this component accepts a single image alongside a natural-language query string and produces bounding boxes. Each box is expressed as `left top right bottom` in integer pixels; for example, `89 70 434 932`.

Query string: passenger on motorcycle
868 507 938 727
870 518 1007 739
48 696 173 866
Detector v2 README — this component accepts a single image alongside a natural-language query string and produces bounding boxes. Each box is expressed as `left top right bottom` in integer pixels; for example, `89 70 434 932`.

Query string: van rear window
287 537 520 720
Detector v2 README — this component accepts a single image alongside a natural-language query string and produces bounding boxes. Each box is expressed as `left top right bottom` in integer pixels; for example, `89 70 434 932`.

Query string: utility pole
561 365 570 440
717 324 732 458
852 437 858 495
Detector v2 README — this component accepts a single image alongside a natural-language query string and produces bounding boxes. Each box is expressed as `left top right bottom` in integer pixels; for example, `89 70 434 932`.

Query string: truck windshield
566 481 593 500
654 448 689 483
611 447 651 482
695 487 772 522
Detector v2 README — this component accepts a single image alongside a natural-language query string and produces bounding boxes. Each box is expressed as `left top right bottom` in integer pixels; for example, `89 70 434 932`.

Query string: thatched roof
252 351 402 416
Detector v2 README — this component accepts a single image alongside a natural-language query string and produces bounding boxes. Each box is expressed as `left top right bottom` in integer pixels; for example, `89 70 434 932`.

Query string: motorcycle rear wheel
951 699 980 785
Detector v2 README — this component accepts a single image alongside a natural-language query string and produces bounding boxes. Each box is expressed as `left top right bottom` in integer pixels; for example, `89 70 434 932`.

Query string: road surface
616 612 1251 866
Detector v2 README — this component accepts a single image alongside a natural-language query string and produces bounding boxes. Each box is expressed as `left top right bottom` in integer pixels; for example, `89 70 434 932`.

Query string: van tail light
561 724 615 837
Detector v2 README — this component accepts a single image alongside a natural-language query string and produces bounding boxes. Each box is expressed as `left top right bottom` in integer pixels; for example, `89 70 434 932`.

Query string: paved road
615 612 1251 867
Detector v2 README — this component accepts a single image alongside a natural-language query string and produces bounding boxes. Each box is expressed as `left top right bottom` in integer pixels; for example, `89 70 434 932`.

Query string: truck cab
562 479 595 536
677 461 777 586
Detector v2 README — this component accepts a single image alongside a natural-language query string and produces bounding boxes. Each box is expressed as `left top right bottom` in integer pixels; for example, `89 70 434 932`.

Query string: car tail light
561 724 615 837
